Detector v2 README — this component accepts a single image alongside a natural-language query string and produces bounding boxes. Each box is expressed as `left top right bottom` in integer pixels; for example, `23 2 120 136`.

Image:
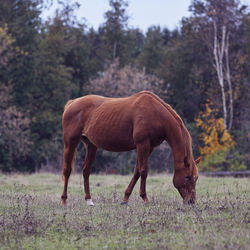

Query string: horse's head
173 157 201 204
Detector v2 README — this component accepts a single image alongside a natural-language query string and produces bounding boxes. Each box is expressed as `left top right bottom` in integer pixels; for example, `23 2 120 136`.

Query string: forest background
0 0 249 174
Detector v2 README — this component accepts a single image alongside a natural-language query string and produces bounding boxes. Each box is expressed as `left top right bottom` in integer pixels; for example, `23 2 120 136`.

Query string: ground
0 173 249 249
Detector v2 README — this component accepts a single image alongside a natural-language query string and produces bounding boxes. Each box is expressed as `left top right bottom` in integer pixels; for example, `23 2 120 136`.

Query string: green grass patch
0 173 249 249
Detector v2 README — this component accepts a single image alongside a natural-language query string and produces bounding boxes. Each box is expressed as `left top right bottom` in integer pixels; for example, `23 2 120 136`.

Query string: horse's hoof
120 201 128 205
86 199 94 206
61 199 67 206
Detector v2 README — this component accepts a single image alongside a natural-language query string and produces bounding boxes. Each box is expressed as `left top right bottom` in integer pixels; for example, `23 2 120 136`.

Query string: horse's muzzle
183 197 196 205
188 198 196 204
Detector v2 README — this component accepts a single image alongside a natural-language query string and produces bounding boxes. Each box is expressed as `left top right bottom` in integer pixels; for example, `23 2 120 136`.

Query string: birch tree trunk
212 20 234 131
212 21 228 130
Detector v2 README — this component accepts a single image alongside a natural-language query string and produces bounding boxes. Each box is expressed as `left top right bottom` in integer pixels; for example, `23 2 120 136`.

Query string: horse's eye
185 176 191 181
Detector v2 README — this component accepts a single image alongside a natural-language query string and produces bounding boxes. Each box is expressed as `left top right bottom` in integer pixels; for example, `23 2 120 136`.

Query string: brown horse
61 91 200 206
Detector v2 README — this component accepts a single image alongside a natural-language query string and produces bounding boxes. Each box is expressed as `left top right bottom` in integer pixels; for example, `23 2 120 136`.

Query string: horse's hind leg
82 137 97 206
61 138 79 205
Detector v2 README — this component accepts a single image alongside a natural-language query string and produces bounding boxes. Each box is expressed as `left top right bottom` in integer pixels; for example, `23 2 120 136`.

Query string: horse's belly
84 120 135 152
89 133 135 152
97 139 135 152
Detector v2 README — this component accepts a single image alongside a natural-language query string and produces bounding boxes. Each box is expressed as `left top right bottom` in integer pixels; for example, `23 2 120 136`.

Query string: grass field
0 173 249 250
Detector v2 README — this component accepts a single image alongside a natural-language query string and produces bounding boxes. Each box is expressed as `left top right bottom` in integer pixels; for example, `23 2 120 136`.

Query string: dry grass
0 173 249 249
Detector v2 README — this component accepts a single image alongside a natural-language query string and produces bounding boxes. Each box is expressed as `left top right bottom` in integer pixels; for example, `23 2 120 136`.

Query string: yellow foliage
195 101 235 157
0 24 15 46
0 24 25 60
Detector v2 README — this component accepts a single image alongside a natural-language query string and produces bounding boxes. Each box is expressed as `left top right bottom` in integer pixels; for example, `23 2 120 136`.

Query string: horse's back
62 91 169 150
79 92 166 150
82 94 137 151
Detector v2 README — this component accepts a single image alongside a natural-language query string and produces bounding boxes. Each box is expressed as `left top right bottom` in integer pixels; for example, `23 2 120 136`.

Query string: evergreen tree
0 25 32 172
0 0 42 106
102 0 129 62
137 26 165 74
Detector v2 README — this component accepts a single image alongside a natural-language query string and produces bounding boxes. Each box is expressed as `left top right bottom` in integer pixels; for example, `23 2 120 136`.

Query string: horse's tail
62 98 78 181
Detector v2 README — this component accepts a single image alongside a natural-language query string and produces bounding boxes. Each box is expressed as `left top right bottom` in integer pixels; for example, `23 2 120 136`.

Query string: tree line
0 0 249 173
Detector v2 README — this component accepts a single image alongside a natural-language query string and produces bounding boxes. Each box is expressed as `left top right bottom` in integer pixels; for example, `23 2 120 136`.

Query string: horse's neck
164 118 187 166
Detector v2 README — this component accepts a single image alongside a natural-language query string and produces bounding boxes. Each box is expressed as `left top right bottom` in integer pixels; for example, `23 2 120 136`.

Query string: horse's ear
184 156 190 168
195 157 201 165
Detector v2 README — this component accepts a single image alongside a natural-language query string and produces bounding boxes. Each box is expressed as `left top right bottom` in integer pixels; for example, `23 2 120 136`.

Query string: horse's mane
141 91 194 165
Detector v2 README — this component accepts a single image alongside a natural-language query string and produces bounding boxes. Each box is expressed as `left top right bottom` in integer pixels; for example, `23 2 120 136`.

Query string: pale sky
42 0 192 31
42 0 250 31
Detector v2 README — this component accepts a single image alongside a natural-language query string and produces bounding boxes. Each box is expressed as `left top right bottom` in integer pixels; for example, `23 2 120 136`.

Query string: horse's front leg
122 159 140 204
82 141 97 206
137 141 152 203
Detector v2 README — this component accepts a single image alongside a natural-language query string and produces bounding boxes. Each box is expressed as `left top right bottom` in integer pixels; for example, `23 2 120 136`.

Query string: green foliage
226 150 247 171
157 23 210 121
200 149 228 171
0 0 42 105
200 148 247 172
0 24 33 172
102 0 129 61
235 13 250 167
0 85 33 172
136 26 165 74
